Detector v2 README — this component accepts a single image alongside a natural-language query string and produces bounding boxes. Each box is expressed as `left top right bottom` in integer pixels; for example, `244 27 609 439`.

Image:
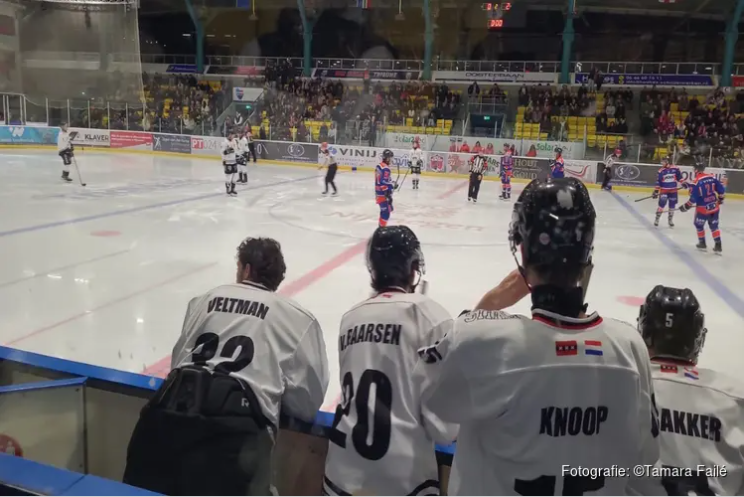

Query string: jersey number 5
328 369 392 461
515 475 605 495
190 332 255 373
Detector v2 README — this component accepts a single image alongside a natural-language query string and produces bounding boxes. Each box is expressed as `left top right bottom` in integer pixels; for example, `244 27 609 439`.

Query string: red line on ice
5 262 217 347
142 240 369 378
437 181 469 199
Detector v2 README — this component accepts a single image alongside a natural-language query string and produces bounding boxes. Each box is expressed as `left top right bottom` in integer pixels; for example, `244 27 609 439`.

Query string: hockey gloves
679 203 691 213
652 190 659 199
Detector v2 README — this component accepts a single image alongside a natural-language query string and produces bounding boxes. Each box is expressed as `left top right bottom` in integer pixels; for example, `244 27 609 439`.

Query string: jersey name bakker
651 362 744 495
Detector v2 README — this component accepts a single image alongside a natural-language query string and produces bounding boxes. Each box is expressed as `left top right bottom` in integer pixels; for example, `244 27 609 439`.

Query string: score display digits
482 2 513 29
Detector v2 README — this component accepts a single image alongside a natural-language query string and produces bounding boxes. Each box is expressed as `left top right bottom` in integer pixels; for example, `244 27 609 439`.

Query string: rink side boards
0 346 455 494
1 126 742 198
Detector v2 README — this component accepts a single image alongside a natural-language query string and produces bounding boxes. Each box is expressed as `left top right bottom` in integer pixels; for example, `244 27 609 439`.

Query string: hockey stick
635 186 686 203
397 165 411 191
72 156 86 187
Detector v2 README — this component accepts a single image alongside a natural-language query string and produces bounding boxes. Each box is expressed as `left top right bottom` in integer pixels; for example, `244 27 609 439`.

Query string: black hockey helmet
638 285 706 363
694 157 706 172
661 155 671 165
509 178 595 286
367 225 425 293
554 147 563 156
382 149 394 165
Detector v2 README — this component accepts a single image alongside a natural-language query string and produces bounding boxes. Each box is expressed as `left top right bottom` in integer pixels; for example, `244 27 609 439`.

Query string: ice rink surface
1 150 743 406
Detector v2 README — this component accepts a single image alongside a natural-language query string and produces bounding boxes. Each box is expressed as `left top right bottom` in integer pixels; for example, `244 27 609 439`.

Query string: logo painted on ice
615 164 641 181
287 143 305 157
9 127 24 137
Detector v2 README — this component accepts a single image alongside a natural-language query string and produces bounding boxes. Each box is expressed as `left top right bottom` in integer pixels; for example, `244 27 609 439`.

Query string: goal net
12 0 143 127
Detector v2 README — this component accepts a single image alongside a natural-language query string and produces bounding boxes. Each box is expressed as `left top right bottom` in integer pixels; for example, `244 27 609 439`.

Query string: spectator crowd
640 86 744 166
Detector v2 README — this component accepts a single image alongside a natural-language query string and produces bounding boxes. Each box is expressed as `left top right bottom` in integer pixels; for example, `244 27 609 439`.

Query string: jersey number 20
328 369 392 461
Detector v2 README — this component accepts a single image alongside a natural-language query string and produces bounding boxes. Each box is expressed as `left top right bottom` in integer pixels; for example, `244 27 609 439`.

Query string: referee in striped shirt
602 148 621 191
468 153 488 203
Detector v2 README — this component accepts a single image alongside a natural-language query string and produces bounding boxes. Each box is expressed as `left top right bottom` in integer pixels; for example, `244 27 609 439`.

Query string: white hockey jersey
170 280 330 428
324 291 458 496
57 130 71 152
418 309 660 496
221 138 237 164
321 151 337 167
651 361 744 495
238 136 248 155
410 147 424 165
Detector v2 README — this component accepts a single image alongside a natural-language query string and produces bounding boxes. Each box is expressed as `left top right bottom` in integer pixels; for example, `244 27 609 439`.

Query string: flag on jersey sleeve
556 340 578 356
584 340 603 356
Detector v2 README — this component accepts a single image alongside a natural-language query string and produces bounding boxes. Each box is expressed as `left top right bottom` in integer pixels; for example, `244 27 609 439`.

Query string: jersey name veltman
207 296 270 319
338 323 402 351
540 405 609 436
659 408 722 441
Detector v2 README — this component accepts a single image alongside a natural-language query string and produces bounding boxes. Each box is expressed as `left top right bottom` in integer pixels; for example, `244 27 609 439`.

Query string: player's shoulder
653 363 744 401
451 309 528 345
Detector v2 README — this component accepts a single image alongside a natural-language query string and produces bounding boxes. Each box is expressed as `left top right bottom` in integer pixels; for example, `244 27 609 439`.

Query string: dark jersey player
375 149 397 227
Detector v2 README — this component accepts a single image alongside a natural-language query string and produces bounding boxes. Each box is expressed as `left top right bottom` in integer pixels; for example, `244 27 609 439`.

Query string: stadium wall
0 125 742 197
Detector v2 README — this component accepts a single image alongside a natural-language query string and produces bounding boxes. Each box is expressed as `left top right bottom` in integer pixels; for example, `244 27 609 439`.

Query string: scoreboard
481 2 515 29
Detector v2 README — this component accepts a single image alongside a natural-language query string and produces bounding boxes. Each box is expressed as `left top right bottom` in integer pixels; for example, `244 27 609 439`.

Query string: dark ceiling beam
528 4 724 21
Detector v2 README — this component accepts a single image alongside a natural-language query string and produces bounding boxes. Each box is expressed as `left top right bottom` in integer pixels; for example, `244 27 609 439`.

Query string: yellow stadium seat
587 135 597 147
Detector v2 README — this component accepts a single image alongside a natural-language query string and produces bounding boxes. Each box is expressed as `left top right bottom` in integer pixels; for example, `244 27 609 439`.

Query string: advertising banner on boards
70 128 110 147
255 141 318 163
326 144 412 170
0 125 58 145
152 133 191 154
190 136 223 156
110 130 152 150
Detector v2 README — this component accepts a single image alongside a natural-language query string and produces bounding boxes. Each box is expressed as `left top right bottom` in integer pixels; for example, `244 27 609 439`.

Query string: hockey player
652 156 685 228
236 130 249 184
500 144 514 200
57 123 73 182
324 226 458 496
417 178 661 495
550 147 565 179
375 149 396 227
319 142 338 196
221 133 238 196
601 148 621 191
638 285 744 495
468 152 487 203
124 237 329 495
679 161 725 253
409 137 424 190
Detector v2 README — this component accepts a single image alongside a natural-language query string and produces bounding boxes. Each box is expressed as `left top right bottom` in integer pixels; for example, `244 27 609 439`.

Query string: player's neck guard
530 285 587 318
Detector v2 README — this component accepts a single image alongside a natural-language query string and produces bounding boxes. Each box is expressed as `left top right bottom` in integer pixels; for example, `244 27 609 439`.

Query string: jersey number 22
329 369 392 461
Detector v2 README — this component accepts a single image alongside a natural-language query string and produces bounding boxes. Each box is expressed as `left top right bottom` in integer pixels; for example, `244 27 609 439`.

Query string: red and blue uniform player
375 149 397 227
679 161 725 253
652 155 687 228
500 144 514 200
550 148 565 179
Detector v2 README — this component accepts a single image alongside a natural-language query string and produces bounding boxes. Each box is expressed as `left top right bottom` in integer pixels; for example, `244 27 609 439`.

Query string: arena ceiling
135 0 741 21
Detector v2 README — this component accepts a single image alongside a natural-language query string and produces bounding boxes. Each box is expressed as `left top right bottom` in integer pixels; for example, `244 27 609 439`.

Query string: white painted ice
1 150 743 406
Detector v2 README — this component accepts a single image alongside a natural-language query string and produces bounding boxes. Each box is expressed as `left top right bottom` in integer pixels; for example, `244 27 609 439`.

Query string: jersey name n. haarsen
470 156 487 174
170 281 330 428
417 309 660 495
324 292 458 496
651 361 744 495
